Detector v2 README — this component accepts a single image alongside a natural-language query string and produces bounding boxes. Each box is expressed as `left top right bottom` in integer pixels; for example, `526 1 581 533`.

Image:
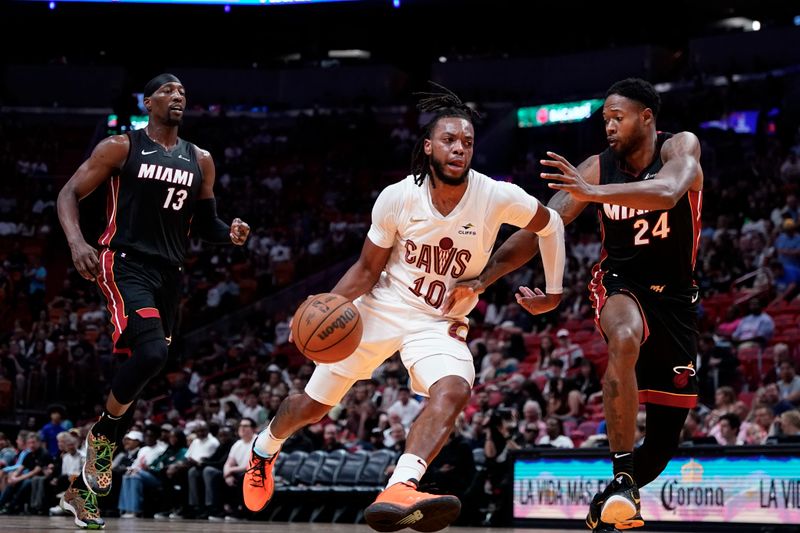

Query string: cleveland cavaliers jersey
97 128 203 266
596 132 702 290
366 170 539 318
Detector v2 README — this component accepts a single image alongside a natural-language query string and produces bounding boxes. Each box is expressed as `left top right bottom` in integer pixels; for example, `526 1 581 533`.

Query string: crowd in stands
1 85 800 524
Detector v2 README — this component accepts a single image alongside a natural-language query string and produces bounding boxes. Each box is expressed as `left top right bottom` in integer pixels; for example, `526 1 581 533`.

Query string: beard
165 115 183 127
430 157 470 186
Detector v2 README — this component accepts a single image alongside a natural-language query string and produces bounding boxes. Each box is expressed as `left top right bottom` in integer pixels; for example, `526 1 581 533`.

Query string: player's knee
132 338 169 373
430 376 472 411
606 326 640 362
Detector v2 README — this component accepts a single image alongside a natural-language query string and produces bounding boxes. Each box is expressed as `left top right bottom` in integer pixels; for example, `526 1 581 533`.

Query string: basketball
291 293 363 363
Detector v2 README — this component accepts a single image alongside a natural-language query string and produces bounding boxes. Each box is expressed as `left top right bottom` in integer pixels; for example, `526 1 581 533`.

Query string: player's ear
641 107 654 126
424 138 432 156
143 97 152 112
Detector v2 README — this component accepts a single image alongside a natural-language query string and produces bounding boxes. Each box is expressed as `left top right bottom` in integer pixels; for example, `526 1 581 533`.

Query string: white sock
253 424 287 458
386 453 428 489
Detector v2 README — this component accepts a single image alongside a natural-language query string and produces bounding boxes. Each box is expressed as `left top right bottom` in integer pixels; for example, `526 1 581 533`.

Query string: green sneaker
61 476 105 530
82 426 116 496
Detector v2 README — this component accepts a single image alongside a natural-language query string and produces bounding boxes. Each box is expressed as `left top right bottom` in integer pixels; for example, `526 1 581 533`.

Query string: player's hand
515 286 561 315
443 279 485 316
230 218 250 246
69 240 101 281
540 151 597 202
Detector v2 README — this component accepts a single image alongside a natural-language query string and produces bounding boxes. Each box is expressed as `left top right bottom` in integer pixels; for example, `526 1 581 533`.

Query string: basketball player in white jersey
242 85 566 532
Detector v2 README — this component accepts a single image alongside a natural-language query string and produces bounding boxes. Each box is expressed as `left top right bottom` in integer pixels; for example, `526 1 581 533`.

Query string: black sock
611 451 634 479
92 411 125 442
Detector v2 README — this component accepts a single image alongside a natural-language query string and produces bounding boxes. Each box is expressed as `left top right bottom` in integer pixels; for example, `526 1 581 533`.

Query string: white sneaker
208 515 225 522
168 511 184 519
121 512 137 518
49 505 67 516
153 512 171 520
224 515 243 522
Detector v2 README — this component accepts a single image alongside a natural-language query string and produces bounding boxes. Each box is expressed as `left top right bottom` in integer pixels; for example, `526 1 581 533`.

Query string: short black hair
720 413 741 431
606 78 661 118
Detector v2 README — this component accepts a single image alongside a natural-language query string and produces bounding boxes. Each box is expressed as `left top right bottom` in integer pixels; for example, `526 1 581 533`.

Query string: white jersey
366 170 539 319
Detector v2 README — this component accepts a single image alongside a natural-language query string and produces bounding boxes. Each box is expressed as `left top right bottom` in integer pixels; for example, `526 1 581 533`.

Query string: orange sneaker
242 446 279 512
364 479 460 532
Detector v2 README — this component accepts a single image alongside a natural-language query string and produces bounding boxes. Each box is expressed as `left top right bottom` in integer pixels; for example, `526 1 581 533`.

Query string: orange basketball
291 293 363 363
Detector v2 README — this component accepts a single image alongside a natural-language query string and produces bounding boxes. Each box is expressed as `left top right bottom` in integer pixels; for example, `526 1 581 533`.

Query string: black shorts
589 266 699 409
96 248 181 355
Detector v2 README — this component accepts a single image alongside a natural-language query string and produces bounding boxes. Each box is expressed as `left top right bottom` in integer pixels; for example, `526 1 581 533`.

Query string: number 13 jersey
597 132 702 291
367 170 539 319
97 128 203 266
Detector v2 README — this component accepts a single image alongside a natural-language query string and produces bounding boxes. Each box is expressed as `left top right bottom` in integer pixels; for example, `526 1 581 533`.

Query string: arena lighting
21 0 360 5
327 49 371 59
517 99 603 128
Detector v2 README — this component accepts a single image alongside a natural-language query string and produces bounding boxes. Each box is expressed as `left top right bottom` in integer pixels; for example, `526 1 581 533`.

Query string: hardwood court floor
0 516 685 532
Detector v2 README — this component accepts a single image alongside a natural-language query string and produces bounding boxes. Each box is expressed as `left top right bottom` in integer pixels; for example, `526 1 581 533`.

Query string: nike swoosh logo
141 149 158 155
614 453 631 459
691 293 699 303
178 155 190 161
410 217 427 222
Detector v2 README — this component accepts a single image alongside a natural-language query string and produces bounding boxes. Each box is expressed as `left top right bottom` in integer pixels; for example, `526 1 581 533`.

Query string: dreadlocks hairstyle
410 82 479 187
606 78 661 118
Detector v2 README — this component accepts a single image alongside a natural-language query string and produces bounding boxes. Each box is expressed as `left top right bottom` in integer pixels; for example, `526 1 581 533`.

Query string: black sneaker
598 473 644 529
586 492 619 531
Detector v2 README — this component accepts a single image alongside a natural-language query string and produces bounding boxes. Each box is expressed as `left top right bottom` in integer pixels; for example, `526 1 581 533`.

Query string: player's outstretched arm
330 237 393 302
543 133 701 210
513 200 565 315
57 135 129 281
442 156 597 315
195 147 250 246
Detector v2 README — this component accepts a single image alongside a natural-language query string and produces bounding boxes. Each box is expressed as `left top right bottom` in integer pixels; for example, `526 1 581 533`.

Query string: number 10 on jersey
409 277 447 309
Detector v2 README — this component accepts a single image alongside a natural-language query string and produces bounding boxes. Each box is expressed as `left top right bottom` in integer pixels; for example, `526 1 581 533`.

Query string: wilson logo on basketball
316 307 358 341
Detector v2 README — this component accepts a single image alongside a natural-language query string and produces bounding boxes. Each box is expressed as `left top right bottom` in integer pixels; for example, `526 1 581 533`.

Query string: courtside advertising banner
514 449 800 526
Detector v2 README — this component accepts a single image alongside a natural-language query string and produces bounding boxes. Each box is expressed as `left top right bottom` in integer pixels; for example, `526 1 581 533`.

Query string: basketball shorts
589 268 699 408
304 294 475 406
96 248 181 355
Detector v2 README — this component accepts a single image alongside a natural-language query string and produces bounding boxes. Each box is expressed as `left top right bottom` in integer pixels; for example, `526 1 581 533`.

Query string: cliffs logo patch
672 363 696 389
459 222 477 236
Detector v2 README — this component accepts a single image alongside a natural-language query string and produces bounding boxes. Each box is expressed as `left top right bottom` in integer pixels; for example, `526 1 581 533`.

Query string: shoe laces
77 489 101 519
246 454 272 488
90 434 116 473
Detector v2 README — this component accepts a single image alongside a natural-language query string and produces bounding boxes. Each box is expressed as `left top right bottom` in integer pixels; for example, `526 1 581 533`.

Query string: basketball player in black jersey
56 73 250 529
446 78 703 532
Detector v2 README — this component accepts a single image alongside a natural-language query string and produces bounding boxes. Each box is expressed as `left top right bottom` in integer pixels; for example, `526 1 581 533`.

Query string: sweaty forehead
151 82 185 95
603 94 642 114
432 117 474 137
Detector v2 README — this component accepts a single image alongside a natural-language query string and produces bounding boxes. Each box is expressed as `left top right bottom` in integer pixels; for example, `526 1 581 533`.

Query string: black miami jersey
595 132 702 291
97 128 203 265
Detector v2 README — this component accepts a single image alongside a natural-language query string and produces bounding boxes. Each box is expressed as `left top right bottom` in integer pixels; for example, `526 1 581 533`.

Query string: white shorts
304 295 475 406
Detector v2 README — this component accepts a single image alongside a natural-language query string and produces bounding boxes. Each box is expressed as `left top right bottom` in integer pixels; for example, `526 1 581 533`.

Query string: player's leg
633 404 688 488
242 365 353 512
242 295 407 515
633 295 698 489
594 293 645 529
365 335 475 532
79 252 168 498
